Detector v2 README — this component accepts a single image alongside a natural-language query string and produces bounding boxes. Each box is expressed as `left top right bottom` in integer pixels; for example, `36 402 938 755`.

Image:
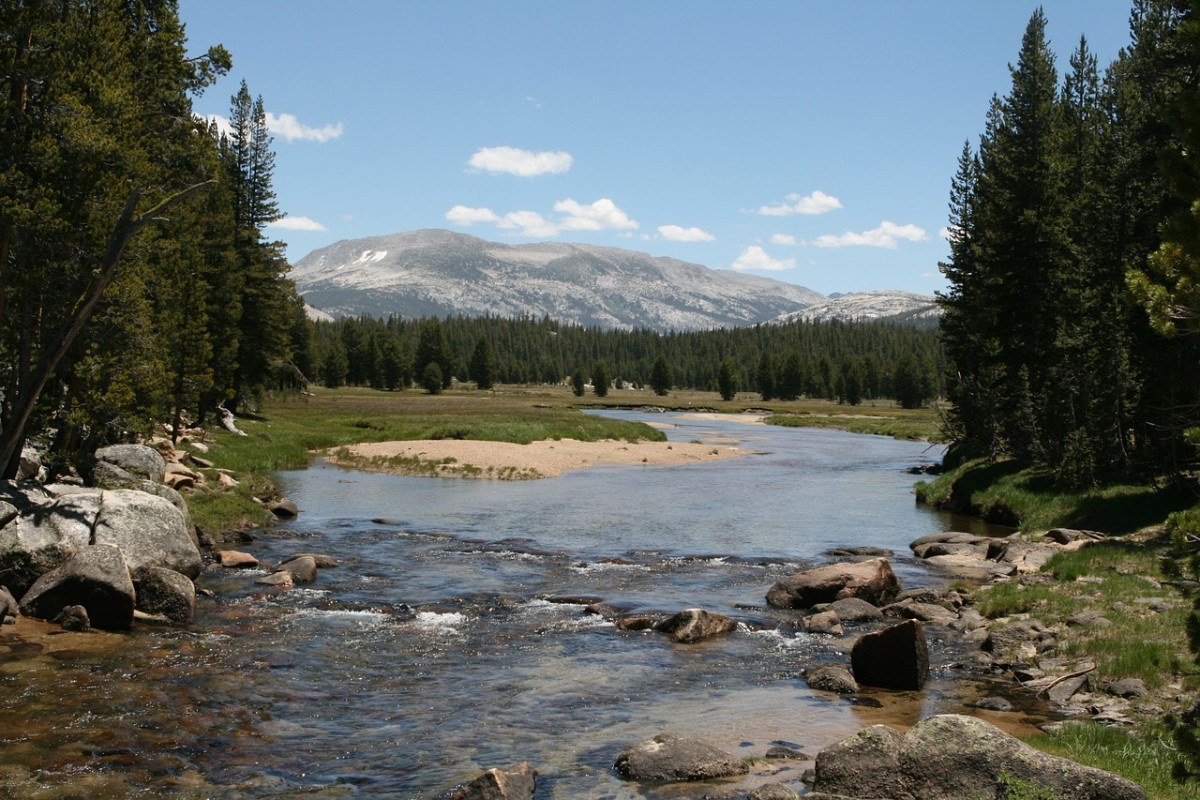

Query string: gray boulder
280 555 318 584
825 596 884 622
615 733 749 782
982 618 1046 659
655 608 738 643
0 480 52 513
805 663 859 694
0 492 101 596
94 444 166 485
766 558 900 609
92 489 202 579
450 762 536 800
850 619 929 690
802 610 844 636
812 714 1143 799
748 784 799 800
19 544 135 630
133 567 195 624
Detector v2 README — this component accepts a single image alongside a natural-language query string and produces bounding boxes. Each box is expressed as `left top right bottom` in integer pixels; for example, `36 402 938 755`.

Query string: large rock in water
767 558 900 609
450 762 536 800
615 733 749 782
19 544 135 630
811 714 1144 800
92 489 202 579
850 619 929 690
0 493 101 596
133 566 195 624
654 608 737 643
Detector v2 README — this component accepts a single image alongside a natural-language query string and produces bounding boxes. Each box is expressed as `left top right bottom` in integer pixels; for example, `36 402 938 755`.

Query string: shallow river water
0 411 1043 799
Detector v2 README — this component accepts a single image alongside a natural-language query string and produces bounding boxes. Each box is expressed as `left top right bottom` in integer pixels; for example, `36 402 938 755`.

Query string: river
0 411 1035 799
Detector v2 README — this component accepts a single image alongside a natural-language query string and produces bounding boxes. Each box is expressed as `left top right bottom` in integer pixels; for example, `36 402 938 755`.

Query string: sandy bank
326 437 750 480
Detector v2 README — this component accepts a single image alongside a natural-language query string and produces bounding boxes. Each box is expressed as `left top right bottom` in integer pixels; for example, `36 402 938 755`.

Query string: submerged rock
654 608 737 643
805 663 859 694
615 733 749 783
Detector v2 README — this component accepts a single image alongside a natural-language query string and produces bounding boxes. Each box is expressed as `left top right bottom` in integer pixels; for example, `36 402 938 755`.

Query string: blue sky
180 1 1135 297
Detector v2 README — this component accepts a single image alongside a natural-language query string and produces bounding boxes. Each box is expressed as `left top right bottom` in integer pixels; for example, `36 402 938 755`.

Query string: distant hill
773 290 940 326
292 229 935 331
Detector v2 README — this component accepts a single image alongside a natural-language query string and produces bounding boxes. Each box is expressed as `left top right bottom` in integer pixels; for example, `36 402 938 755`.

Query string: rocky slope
292 229 935 331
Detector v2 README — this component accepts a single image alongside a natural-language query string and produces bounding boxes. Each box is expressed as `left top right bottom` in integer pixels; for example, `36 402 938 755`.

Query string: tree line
939 0 1200 487
0 1 308 478
307 314 942 408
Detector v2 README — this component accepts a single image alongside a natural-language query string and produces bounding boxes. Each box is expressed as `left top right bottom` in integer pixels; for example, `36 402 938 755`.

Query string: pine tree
717 358 739 401
592 360 611 397
470 337 496 390
650 355 672 396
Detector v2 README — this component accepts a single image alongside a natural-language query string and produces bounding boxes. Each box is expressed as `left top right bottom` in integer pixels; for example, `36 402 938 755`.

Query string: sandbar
326 437 749 480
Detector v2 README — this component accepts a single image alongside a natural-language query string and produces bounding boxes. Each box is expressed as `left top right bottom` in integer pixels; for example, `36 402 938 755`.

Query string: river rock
0 585 18 622
92 489 202 579
269 498 299 519
883 600 957 625
255 571 295 589
986 538 1057 573
450 762 536 800
981 618 1046 660
19 544 135 630
850 619 928 690
824 596 884 622
805 663 859 694
802 610 843 636
0 492 101 596
909 531 981 558
55 604 90 631
811 714 1144 799
1109 677 1149 698
217 549 259 569
614 733 749 782
282 553 340 568
748 784 799 800
967 696 1015 712
133 566 195 624
279 555 318 584
94 443 166 485
654 608 737 643
766 558 900 609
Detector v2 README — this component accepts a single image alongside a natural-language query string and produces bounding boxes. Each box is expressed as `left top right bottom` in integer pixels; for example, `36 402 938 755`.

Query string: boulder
1110 678 1149 698
279 555 318 584
0 586 19 622
909 531 981 558
19 544 135 630
94 444 166 485
269 498 299 519
133 567 195 624
981 618 1046 660
255 571 295 589
450 762 536 800
0 500 16 529
812 714 1144 800
805 663 859 694
282 552 340 568
16 446 43 482
986 538 1057 573
883 600 957 625
92 489 202 579
748 784 799 800
802 610 844 636
654 608 737 643
0 492 101 596
217 549 260 569
55 604 91 632
825 596 884 623
850 619 929 690
967 696 1015 712
614 733 749 782
0 480 52 513
766 558 900 609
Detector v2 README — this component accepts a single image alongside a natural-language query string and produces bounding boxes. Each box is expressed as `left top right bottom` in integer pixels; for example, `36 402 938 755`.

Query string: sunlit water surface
0 412 1041 799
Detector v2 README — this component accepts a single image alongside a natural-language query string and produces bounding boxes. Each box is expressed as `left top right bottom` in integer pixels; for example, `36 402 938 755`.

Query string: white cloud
812 220 929 249
497 210 560 237
268 215 327 232
265 112 343 143
754 190 843 216
658 224 715 242
554 198 638 231
732 245 795 272
446 205 501 226
770 233 798 246
201 112 343 143
468 145 573 177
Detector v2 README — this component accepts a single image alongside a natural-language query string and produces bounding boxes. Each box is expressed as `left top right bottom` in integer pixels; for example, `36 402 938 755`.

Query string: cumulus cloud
497 210 560 237
554 198 639 231
770 233 799 246
753 190 843 216
732 245 795 272
657 224 715 242
446 205 501 226
812 221 929 249
268 215 327 232
468 145 573 177
201 112 343 143
265 112 344 143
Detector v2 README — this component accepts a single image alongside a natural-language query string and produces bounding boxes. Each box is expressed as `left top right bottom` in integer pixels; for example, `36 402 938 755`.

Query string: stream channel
0 410 1044 799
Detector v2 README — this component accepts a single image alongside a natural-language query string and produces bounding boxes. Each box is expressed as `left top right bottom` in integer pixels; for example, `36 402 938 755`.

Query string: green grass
767 400 943 441
914 458 1194 532
1027 723 1192 800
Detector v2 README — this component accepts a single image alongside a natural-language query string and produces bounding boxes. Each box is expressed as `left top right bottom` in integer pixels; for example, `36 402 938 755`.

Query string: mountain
773 291 940 326
291 229 934 331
